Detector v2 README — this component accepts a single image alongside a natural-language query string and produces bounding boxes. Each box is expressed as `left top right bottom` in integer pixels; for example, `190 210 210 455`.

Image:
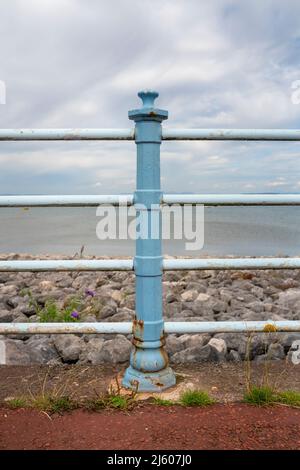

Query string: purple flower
71 310 79 319
85 289 95 297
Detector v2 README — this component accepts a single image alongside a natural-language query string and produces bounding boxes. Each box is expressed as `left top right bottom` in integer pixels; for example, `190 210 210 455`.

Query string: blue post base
122 365 176 392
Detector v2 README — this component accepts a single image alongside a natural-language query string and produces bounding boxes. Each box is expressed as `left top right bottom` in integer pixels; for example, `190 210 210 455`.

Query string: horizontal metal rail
162 194 300 206
162 128 300 141
2 128 300 141
1 194 300 207
0 129 134 141
0 194 133 207
163 257 300 270
165 320 300 334
0 259 134 272
1 257 300 272
0 320 299 335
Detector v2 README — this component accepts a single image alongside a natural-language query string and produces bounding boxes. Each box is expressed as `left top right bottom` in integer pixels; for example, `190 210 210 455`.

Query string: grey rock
173 309 194 319
267 343 285 360
108 310 134 322
0 285 17 295
191 301 213 317
246 301 264 313
120 294 135 310
21 305 36 317
82 314 97 322
54 335 84 363
211 300 227 313
281 333 300 352
165 302 182 317
164 272 182 282
1 339 31 364
214 333 246 351
277 288 300 308
254 353 281 363
79 337 105 364
98 335 132 363
172 342 225 364
5 296 20 309
227 349 241 362
208 338 227 360
0 310 15 322
181 290 198 302
26 336 60 363
165 292 177 303
178 334 210 349
238 334 273 359
196 293 211 302
0 273 11 283
251 286 264 300
219 289 232 304
186 281 207 293
97 304 117 319
166 335 185 355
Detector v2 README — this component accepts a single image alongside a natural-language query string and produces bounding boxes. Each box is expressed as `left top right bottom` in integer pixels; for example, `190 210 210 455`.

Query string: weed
87 376 138 411
179 390 215 407
275 390 300 407
152 397 175 406
31 395 78 413
6 397 28 409
20 288 103 322
243 386 276 406
244 386 300 407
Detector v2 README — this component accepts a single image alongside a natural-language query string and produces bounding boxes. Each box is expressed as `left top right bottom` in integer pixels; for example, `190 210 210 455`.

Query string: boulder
54 334 84 363
97 335 132 363
181 290 198 302
80 337 105 364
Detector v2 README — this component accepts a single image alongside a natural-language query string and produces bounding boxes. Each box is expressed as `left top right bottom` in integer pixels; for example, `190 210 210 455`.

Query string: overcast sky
0 0 300 195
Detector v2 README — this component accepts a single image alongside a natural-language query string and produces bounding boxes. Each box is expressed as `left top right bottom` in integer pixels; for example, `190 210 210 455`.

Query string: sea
0 205 299 257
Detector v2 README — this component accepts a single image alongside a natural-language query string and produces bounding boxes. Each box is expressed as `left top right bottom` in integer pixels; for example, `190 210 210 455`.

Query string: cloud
0 0 299 194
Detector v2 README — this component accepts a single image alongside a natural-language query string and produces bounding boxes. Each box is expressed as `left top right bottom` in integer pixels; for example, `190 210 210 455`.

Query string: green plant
31 395 78 413
87 377 138 411
179 389 215 407
275 390 300 407
6 397 28 409
21 288 103 323
243 386 300 407
243 386 276 406
5 394 77 413
86 393 135 411
152 397 175 406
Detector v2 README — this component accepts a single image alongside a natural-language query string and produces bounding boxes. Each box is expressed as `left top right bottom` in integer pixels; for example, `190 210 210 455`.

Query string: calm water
0 206 299 257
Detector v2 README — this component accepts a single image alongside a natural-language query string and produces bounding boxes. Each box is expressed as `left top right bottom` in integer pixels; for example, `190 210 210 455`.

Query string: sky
0 0 300 195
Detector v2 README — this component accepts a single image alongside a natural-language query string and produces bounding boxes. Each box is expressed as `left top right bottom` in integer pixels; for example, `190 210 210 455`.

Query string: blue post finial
138 90 159 108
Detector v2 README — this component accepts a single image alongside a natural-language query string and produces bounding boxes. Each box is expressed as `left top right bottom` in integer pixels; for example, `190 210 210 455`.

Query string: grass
179 390 215 407
244 386 276 406
31 395 78 413
6 397 28 409
86 377 138 411
86 394 134 411
275 390 300 407
243 386 300 407
6 395 78 413
152 397 175 406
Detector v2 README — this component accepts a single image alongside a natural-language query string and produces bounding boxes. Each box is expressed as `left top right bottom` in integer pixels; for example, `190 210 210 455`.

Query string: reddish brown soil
1 404 300 450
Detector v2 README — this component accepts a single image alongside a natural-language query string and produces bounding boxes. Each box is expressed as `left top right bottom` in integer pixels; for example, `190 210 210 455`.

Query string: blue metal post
122 90 176 392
